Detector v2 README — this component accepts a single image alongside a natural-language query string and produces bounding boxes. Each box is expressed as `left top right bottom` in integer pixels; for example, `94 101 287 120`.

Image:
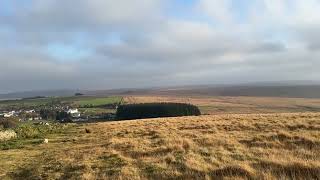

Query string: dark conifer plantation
116 103 201 120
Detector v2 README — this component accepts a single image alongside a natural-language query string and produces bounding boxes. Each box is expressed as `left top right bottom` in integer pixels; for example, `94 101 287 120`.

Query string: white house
25 110 35 113
67 109 81 118
4 111 15 118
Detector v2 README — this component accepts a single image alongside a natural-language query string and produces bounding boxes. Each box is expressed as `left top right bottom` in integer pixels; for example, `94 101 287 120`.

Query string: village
0 97 118 123
0 107 83 122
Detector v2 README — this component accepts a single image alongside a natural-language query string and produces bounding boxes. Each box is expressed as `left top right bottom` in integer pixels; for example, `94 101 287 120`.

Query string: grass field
75 97 122 106
1 113 319 179
125 96 320 114
0 98 53 107
0 96 122 109
79 108 116 115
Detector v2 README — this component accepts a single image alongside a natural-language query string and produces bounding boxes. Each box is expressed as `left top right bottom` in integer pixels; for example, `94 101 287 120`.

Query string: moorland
0 94 320 179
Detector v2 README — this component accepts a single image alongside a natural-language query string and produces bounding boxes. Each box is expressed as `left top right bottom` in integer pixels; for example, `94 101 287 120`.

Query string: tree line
40 109 71 121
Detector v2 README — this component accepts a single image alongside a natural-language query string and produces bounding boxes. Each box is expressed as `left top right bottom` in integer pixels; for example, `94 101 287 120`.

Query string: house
28 117 40 121
4 111 15 118
27 116 42 121
34 117 41 120
67 109 81 118
25 110 36 114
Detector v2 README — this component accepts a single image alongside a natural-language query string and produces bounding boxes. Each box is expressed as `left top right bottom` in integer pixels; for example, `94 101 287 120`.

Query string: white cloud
197 0 233 24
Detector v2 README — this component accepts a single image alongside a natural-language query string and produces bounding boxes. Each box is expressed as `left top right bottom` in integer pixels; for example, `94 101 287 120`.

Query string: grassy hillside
1 113 319 179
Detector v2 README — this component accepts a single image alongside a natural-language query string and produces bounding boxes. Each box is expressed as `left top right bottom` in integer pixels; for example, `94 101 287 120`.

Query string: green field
0 98 52 107
0 96 123 109
79 108 116 115
74 97 122 106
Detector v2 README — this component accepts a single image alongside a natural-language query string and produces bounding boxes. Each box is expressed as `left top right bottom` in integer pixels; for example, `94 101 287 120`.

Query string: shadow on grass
0 139 42 150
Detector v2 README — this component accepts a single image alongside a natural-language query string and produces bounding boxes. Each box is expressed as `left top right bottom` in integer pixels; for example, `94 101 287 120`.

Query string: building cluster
0 109 42 121
0 108 82 121
67 109 81 118
0 111 15 118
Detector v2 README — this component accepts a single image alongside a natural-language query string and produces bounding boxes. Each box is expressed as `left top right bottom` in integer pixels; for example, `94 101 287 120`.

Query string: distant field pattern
125 96 320 114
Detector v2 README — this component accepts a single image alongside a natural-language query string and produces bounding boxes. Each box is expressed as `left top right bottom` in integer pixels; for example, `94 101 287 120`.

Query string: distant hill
86 84 320 98
0 90 78 100
145 85 320 98
2 82 320 99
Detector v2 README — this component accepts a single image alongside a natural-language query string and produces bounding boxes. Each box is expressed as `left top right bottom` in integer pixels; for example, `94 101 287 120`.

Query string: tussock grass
1 113 320 179
0 130 16 141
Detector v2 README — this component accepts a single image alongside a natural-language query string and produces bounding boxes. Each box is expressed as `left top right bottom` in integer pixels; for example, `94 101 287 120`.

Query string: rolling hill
2 81 320 100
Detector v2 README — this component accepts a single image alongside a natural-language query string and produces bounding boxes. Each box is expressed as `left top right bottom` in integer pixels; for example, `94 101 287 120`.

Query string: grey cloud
1 0 168 48
247 42 286 53
0 1 320 93
294 25 320 51
97 21 286 63
98 38 286 63
4 0 166 31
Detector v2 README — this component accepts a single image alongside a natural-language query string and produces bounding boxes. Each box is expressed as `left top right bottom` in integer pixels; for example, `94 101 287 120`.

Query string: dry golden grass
125 95 320 114
0 130 16 141
1 113 319 179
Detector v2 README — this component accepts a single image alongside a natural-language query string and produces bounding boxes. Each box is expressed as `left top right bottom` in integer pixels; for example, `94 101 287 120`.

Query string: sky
1 0 320 93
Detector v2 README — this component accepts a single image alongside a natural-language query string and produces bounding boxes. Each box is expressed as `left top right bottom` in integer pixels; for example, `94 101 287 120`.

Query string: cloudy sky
1 0 320 93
